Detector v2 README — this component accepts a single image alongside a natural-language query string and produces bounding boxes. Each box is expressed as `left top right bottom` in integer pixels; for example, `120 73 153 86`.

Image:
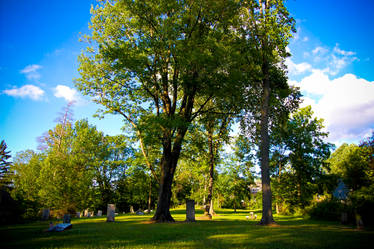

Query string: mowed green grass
2 208 373 249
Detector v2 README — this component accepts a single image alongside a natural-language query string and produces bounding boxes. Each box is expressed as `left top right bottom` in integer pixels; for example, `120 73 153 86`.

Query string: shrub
308 199 344 221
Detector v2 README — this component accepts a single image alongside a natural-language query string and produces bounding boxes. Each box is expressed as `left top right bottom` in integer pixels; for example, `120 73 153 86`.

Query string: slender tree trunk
259 61 275 225
209 199 215 215
276 162 282 214
147 176 152 212
204 125 214 218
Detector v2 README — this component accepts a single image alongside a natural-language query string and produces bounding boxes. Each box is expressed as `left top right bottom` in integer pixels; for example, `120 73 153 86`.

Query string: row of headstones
42 200 197 223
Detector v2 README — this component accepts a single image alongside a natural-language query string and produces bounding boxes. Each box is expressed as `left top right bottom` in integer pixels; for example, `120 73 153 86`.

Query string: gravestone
130 206 135 213
186 199 196 222
63 214 71 224
84 209 89 217
48 223 72 232
107 204 115 222
341 212 348 224
97 210 102 216
41 208 50 220
250 212 254 219
76 212 80 218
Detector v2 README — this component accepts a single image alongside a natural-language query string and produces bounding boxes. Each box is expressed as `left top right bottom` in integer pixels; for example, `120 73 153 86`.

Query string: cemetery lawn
2 209 373 249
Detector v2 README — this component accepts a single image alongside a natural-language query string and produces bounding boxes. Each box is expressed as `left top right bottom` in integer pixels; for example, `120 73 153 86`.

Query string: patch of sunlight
208 233 250 241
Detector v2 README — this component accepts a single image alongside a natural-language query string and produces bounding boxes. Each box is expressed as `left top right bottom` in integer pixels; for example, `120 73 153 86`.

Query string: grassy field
2 208 373 249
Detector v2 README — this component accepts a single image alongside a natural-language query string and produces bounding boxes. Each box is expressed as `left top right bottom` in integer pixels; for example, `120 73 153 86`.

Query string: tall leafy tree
202 115 231 218
0 140 11 186
76 0 242 222
279 106 333 207
238 0 297 224
10 150 43 217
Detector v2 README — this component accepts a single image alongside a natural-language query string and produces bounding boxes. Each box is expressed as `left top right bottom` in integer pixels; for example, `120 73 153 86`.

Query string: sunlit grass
2 208 373 248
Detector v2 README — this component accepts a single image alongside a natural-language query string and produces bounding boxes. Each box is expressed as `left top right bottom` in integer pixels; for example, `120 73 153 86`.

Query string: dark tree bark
152 128 189 222
259 61 275 225
204 125 215 218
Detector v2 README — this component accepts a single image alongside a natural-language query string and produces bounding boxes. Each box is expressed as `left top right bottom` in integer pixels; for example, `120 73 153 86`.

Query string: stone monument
41 208 50 220
107 204 115 222
186 199 196 222
63 214 71 224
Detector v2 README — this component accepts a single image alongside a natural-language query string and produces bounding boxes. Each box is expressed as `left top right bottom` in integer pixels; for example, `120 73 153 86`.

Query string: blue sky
1 0 374 156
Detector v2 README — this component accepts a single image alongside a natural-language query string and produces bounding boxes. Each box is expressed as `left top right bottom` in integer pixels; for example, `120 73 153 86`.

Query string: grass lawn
2 208 373 249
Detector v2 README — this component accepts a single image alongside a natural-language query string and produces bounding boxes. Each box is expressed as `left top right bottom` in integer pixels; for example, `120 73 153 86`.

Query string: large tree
76 0 242 222
238 0 297 224
278 106 333 207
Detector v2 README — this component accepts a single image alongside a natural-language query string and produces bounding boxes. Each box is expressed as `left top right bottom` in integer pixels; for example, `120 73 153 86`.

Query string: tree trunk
151 129 188 222
259 61 275 225
147 176 152 212
204 125 214 218
209 198 215 215
151 154 175 222
276 162 282 214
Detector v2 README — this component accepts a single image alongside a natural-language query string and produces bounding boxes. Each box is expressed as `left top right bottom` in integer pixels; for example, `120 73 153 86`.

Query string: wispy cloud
20 64 42 80
54 85 80 103
285 58 312 75
309 44 357 76
312 46 328 55
3 84 45 100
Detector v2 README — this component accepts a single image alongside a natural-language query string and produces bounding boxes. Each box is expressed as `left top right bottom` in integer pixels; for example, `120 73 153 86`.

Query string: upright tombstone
84 209 89 217
107 204 115 222
41 208 50 220
76 212 81 218
186 199 196 222
130 206 135 213
63 214 71 224
97 210 102 217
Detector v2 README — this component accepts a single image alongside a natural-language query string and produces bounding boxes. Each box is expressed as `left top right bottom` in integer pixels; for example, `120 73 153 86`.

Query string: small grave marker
107 204 115 222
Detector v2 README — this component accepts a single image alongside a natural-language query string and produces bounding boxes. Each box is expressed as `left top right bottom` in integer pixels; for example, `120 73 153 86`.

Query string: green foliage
216 152 254 210
328 143 369 191
308 199 346 221
0 140 12 186
272 106 334 208
327 133 374 225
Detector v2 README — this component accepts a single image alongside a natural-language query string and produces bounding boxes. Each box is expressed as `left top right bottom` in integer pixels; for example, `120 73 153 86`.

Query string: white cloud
292 72 374 144
20 64 42 80
3 84 45 100
333 44 355 56
312 46 328 55
285 58 312 75
54 85 79 102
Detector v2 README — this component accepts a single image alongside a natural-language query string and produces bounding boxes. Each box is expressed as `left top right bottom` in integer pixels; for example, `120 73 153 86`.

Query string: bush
308 199 345 221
